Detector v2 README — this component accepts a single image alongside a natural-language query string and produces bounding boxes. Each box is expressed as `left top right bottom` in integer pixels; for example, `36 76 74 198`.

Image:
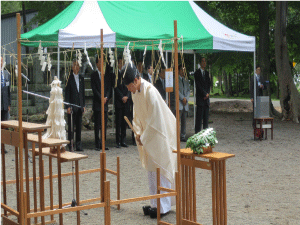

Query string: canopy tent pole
57 47 60 80
194 52 196 129
254 49 256 117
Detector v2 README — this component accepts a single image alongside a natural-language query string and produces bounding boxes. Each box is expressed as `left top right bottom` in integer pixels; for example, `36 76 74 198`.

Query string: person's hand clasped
122 96 128 103
136 134 143 146
67 107 71 114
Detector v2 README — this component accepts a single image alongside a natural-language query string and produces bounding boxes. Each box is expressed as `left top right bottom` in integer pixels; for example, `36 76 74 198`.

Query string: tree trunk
236 72 239 97
275 1 300 123
224 70 229 97
219 72 223 94
228 73 232 96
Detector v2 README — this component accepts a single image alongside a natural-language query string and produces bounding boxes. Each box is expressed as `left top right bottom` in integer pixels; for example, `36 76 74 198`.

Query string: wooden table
253 117 274 140
174 148 235 225
1 120 50 225
29 135 87 225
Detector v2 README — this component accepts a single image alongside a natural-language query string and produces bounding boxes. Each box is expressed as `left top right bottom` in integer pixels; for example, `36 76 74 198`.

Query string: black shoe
133 142 137 146
95 148 100 151
120 142 128 147
149 208 157 218
180 138 186 142
143 205 151 216
116 143 121 148
149 208 168 219
76 148 83 152
100 147 109 150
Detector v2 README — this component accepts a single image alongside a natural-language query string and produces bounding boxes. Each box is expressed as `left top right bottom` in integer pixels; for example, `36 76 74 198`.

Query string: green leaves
186 128 218 154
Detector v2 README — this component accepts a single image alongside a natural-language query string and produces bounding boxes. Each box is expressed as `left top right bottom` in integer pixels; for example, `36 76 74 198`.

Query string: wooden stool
253 117 274 140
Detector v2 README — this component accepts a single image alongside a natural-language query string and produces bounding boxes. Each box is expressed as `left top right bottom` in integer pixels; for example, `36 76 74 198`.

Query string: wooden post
23 132 31 225
117 157 120 210
15 146 20 220
101 28 105 153
49 156 54 221
57 145 63 225
1 144 7 216
32 142 38 224
104 181 111 225
17 13 25 225
157 168 161 223
38 131 45 225
100 152 106 202
174 20 182 224
76 160 81 225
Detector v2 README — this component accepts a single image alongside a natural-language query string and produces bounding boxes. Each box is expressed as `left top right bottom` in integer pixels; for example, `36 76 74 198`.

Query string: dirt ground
1 101 300 225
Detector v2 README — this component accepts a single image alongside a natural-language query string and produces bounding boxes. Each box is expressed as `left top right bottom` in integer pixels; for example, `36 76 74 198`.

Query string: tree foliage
1 1 22 14
23 1 72 29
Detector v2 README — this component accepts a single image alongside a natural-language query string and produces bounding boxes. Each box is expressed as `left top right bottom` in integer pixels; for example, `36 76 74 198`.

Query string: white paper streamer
158 40 167 69
84 43 93 70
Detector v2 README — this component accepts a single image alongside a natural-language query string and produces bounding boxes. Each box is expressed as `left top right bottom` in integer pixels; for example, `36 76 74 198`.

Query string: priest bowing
120 62 177 218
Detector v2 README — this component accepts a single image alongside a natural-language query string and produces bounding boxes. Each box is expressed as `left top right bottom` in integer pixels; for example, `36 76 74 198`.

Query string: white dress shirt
73 73 80 92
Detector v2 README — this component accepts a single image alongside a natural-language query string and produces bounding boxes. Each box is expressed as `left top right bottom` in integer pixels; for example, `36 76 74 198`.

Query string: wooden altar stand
1 120 50 224
174 148 235 225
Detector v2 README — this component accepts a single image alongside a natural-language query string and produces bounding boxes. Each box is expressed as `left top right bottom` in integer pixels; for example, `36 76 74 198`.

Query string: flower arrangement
186 128 218 154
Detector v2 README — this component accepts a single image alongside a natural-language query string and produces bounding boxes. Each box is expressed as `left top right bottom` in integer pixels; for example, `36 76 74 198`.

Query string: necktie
1 71 4 87
202 70 205 81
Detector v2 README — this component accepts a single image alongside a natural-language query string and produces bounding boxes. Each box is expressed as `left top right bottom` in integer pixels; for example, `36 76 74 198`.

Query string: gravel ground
1 105 300 225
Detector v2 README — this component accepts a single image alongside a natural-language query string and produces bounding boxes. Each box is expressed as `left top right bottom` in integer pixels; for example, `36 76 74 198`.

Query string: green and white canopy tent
21 0 259 118
21 0 255 52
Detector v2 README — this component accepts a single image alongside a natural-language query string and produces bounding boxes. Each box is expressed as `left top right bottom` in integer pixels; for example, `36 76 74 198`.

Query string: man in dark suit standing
91 55 112 151
65 59 86 151
154 67 166 101
194 56 210 133
114 57 129 148
143 65 153 83
250 65 264 102
1 56 11 121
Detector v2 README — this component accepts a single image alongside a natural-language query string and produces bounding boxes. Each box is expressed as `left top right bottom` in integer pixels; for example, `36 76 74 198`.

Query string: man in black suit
154 67 166 101
143 65 153 83
91 55 112 151
65 59 86 151
194 56 211 133
250 65 264 102
1 56 11 121
114 57 129 148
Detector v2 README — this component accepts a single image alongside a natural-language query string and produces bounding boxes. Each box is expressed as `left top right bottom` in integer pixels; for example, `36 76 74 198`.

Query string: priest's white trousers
148 171 171 214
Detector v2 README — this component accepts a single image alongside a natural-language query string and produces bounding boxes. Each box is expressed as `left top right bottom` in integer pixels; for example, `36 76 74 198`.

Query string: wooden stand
174 149 235 225
1 120 50 225
253 117 274 140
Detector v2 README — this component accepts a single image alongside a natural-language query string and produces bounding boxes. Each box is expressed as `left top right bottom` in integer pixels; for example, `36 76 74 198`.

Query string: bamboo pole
17 13 24 225
101 29 105 153
174 20 182 224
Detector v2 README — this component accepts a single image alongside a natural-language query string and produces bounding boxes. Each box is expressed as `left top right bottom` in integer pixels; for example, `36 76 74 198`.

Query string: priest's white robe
132 79 177 213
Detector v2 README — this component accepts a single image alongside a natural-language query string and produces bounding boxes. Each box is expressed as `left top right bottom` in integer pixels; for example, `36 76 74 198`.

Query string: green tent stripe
98 1 213 50
21 1 84 47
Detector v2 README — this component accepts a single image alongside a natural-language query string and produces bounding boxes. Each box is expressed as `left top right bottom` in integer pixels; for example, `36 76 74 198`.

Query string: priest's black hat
120 62 140 86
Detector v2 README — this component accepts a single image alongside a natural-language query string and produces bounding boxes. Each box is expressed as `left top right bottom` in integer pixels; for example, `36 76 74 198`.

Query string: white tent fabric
58 1 116 48
189 1 255 52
